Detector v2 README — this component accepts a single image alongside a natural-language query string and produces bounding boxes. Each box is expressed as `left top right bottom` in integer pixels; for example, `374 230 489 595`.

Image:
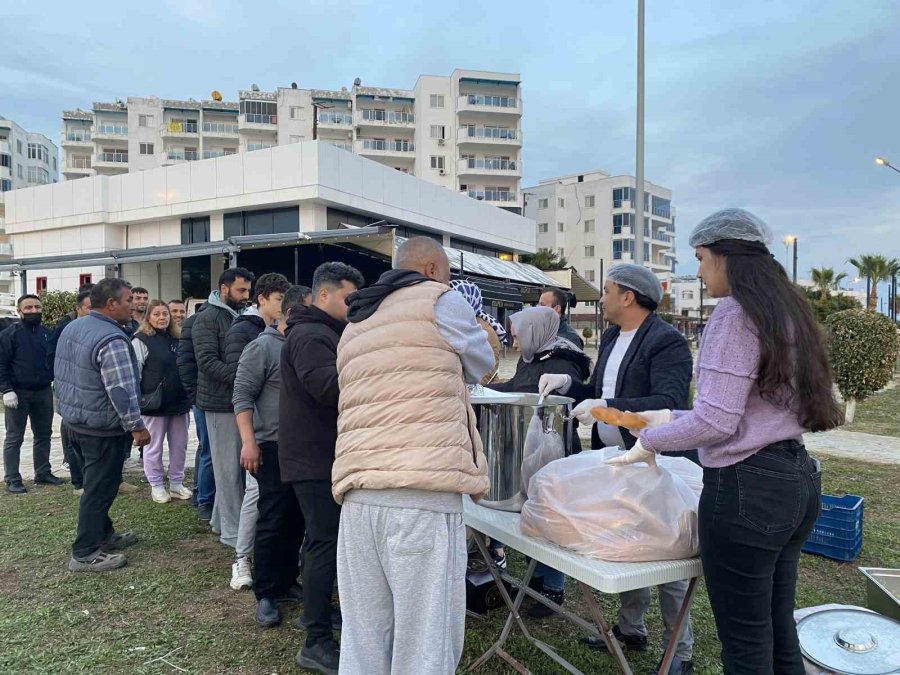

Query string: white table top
464 496 703 594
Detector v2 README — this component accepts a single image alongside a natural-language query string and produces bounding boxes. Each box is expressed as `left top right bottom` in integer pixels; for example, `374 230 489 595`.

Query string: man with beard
128 287 150 335
192 268 254 550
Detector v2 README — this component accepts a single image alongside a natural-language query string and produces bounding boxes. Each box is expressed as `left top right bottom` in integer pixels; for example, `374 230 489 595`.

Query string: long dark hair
706 240 843 432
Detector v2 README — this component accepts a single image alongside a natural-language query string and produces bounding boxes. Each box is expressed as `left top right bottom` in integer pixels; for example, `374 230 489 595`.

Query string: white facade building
524 170 676 307
670 276 721 319
1 116 59 193
2 141 539 301
60 69 523 213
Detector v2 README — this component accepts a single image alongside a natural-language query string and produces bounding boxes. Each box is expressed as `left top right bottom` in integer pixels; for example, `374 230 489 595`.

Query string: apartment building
60 69 523 212
1 117 59 193
524 170 676 307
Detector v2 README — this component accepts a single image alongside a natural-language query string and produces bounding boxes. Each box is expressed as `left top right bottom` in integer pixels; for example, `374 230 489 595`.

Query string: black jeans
70 431 130 559
252 442 304 601
3 386 54 483
60 421 84 489
699 441 821 675
293 479 341 645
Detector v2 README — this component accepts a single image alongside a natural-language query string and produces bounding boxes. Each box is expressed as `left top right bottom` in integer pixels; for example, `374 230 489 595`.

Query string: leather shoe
255 598 282 627
6 480 27 494
34 474 64 486
581 625 648 652
651 657 694 675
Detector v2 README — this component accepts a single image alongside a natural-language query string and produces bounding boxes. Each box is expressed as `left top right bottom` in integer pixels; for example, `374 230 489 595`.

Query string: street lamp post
634 0 645 265
783 235 798 283
876 157 900 175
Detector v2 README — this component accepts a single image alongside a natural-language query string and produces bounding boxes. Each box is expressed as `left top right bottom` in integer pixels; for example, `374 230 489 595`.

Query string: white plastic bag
521 414 566 495
520 449 703 562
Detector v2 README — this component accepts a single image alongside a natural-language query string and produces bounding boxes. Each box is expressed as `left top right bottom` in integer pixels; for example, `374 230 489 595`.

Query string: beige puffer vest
332 281 489 503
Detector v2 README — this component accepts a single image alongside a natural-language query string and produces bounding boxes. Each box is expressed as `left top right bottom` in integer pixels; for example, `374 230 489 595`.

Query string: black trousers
699 441 820 675
70 431 131 559
252 442 304 601
60 421 84 489
3 386 53 483
293 479 341 645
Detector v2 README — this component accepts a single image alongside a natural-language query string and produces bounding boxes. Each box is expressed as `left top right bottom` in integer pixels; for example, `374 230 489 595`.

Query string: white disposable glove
633 409 673 429
3 392 18 409
538 374 571 398
569 398 605 426
604 439 657 468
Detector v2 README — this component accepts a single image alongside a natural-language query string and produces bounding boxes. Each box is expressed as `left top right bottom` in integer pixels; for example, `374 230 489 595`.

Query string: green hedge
38 291 77 329
826 309 899 403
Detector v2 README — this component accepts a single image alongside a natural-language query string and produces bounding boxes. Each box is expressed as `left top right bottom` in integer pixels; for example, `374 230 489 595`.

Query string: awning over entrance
543 268 603 303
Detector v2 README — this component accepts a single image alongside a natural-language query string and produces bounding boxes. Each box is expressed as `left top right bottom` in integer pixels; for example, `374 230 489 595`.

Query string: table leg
579 582 634 675
657 577 699 675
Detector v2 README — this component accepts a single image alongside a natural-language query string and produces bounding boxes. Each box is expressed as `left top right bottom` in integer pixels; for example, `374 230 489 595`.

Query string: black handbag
139 379 164 413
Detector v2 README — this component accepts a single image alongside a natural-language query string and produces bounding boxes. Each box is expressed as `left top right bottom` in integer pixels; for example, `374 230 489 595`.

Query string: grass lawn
1 455 897 675
844 382 900 438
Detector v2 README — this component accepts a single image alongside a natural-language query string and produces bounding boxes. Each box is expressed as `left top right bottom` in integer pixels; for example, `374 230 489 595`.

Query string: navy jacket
0 321 54 393
568 313 693 450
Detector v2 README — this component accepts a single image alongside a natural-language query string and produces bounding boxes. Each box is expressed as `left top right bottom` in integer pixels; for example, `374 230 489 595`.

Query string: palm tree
810 267 848 297
849 255 897 310
521 249 568 271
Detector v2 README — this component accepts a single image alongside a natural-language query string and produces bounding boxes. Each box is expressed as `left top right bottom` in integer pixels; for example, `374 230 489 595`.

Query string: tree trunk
845 398 857 424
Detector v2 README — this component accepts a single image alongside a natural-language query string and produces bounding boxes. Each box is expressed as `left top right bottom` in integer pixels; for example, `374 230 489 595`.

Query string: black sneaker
581 625 649 652
651 657 694 675
296 606 342 630
34 474 64 486
527 588 564 618
6 480 27 494
276 584 303 603
295 638 340 675
102 532 139 551
197 503 213 522
255 598 282 627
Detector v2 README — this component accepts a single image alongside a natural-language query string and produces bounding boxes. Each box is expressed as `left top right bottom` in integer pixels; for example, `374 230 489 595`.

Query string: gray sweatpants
618 581 694 660
236 472 259 559
205 411 244 548
337 492 467 675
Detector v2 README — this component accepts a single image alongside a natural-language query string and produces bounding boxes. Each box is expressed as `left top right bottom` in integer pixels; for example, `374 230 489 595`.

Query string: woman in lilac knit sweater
610 209 843 675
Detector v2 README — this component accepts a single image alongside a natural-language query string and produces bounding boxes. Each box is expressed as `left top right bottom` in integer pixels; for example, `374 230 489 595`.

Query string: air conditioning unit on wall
439 169 446 176
437 138 445 145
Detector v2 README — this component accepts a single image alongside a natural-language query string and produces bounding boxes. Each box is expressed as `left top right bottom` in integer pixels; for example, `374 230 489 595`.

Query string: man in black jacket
0 295 60 493
539 288 584 349
280 262 364 674
192 268 253 548
539 264 695 675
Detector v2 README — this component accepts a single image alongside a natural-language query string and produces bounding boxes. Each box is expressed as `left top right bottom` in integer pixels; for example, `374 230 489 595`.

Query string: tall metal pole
792 239 798 284
634 0 645 265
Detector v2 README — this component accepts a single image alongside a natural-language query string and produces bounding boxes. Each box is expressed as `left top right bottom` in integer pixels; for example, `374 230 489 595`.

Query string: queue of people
1 208 841 674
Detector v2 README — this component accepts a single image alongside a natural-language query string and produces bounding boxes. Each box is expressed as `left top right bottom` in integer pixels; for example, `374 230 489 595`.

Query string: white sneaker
150 486 171 503
230 557 253 590
168 483 193 500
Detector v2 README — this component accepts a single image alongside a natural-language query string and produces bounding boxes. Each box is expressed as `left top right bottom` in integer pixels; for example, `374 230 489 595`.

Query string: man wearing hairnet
539 264 696 675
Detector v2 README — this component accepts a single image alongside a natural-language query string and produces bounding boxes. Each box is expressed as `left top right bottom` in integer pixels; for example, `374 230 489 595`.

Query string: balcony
355 110 415 128
457 126 521 146
202 121 240 137
356 139 415 157
327 142 353 152
160 121 199 138
0 242 13 257
92 124 128 140
64 157 93 175
63 131 92 147
239 114 277 131
93 152 128 170
457 157 520 177
461 190 518 205
317 112 353 128
202 150 236 159
457 94 521 115
166 151 200 162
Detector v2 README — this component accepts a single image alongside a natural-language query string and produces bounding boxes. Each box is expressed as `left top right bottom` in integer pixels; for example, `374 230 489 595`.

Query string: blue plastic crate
802 494 864 562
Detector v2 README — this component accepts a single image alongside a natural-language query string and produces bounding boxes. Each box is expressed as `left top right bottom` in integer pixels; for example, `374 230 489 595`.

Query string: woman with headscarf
450 280 505 385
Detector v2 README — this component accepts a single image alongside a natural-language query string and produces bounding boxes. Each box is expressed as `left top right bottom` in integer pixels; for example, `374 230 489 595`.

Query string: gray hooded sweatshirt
232 325 284 443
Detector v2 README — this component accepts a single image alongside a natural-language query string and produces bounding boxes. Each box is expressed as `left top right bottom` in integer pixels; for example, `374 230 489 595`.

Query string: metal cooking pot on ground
472 392 574 512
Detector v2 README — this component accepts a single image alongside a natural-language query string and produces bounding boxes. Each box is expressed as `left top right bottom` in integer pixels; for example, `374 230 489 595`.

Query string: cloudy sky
4 0 899 297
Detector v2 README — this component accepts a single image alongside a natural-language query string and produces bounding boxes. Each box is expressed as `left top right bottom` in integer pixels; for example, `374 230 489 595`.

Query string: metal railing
247 143 274 152
202 150 236 159
243 114 277 125
459 94 519 109
359 139 414 152
329 142 353 151
168 151 199 161
202 122 240 134
462 190 517 202
163 121 198 133
65 132 92 143
95 124 128 135
459 158 518 171
360 110 415 124
458 126 518 141
95 152 128 163
67 157 92 169
318 112 353 125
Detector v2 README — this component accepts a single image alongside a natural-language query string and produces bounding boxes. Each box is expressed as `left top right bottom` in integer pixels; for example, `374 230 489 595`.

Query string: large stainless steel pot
472 392 574 512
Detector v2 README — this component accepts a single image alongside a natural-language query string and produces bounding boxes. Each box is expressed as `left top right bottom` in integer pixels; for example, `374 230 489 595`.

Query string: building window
585 270 595 282
681 290 694 300
613 213 633 234
27 166 50 184
613 240 623 260
28 143 48 162
585 195 595 208
240 100 277 123
558 222 565 232
430 156 445 170
53 157 57 171
139 142 154 155
538 198 548 209
558 197 565 208
138 114 154 127
584 219 595 233
17 164 23 179
613 186 634 208
16 140 23 155
290 107 302 120
0 154 9 169
181 216 211 244
79 274 93 287
538 223 548 234
35 277 48 293
223 207 299 237
0 179 11 192
430 94 444 108
585 245 595 257
652 196 671 218
430 125 446 140
247 142 274 152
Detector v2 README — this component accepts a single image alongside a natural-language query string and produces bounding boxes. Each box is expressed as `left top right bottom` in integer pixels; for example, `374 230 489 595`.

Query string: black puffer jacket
224 312 266 369
176 303 205 405
134 330 190 417
192 300 239 412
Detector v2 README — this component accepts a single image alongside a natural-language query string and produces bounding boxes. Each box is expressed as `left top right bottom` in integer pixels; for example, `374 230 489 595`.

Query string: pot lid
797 608 900 674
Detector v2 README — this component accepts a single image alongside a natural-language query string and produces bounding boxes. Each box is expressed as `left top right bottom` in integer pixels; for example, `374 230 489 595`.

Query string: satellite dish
251 83 260 92
211 90 222 101
353 77 361 87
291 82 298 89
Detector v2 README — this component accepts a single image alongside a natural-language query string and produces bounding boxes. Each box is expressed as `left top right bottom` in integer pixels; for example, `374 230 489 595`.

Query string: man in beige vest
332 237 494 675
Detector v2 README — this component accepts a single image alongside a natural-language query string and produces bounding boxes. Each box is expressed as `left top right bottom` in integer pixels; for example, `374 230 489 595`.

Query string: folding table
464 496 702 675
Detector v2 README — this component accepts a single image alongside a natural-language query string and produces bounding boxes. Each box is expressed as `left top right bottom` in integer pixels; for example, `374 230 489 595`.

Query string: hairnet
688 208 773 248
606 264 663 303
